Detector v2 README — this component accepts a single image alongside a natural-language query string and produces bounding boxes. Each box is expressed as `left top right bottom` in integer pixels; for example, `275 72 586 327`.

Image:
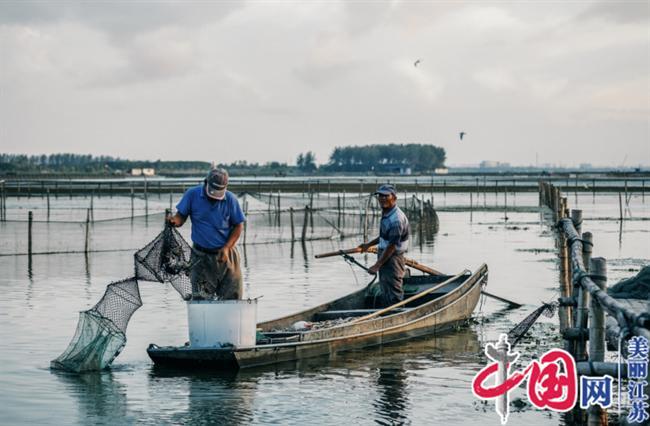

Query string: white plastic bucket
187 299 258 348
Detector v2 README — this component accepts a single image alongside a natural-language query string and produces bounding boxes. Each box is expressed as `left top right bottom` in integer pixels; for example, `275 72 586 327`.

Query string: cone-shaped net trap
52 226 198 372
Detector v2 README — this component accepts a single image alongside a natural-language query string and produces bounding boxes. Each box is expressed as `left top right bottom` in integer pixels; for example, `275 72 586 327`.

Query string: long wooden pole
315 245 444 276
351 271 468 323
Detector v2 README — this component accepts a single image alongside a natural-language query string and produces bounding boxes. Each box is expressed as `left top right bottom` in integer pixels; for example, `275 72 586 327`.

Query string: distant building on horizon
479 161 511 169
131 168 155 176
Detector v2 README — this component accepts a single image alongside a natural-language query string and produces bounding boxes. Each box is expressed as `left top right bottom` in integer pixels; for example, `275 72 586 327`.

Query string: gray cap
374 184 396 196
206 168 228 200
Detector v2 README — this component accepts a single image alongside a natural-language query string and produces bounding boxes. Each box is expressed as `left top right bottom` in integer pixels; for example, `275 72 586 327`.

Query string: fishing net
608 266 650 300
134 226 196 299
51 226 196 372
50 311 127 373
507 302 557 349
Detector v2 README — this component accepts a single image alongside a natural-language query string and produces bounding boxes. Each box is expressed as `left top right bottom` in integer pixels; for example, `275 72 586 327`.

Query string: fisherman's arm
368 244 396 274
170 189 192 227
218 223 244 262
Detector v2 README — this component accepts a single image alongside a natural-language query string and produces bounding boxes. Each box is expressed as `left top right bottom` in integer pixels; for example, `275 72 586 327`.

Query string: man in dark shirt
168 168 246 300
359 184 410 307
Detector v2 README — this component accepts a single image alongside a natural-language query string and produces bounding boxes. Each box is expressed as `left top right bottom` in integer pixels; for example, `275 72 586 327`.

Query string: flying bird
414 59 421 67
459 132 466 141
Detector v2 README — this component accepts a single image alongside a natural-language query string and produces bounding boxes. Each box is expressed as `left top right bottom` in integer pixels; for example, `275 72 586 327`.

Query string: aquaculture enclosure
0 183 648 425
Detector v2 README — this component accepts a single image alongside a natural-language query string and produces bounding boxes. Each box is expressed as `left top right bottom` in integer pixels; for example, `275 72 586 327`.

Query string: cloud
0 1 647 166
473 68 517 92
392 59 445 102
0 1 242 37
579 0 650 24
91 27 199 87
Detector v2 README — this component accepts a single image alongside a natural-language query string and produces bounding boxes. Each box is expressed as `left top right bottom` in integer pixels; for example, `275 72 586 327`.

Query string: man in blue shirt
168 168 246 300
359 184 410 307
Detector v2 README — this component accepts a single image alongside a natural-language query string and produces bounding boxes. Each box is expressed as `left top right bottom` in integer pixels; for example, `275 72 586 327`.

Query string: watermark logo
472 335 650 424
627 336 649 424
472 334 577 424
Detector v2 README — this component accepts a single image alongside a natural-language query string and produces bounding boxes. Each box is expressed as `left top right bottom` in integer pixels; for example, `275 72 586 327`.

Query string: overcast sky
1 1 648 167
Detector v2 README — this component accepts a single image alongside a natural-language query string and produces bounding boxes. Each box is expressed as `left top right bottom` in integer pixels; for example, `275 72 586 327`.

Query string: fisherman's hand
218 246 230 263
168 215 182 227
368 263 380 275
358 243 370 253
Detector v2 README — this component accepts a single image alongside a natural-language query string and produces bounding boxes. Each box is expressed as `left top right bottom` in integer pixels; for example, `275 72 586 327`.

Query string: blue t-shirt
176 185 246 249
378 206 409 256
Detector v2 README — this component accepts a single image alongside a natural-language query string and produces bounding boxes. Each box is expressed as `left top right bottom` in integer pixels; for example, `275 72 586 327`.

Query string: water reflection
374 366 410 425
43 327 481 425
53 371 131 423
27 253 34 284
147 368 256 425
368 327 481 424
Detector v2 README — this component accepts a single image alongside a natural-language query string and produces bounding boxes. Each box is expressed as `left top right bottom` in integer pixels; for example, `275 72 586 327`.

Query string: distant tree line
0 154 212 175
296 151 317 172
1 143 445 176
324 144 446 173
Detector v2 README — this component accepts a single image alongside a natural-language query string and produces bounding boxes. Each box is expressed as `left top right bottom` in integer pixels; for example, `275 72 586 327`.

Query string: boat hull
148 264 487 370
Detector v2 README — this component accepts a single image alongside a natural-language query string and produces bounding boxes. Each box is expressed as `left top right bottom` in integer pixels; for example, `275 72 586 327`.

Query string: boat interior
256 271 471 345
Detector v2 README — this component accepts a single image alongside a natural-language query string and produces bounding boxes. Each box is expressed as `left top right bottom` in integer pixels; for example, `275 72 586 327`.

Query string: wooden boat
147 263 488 369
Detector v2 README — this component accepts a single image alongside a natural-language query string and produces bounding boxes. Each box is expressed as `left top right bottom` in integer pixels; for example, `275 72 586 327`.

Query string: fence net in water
507 302 557 349
51 226 195 372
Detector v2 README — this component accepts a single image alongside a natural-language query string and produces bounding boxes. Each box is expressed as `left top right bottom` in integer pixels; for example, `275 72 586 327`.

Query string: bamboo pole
558 200 571 334
618 192 623 221
290 207 295 242
46 188 50 221
130 185 134 220
337 193 341 229
309 192 314 233
28 211 33 255
84 208 90 254
592 178 596 203
587 257 607 426
470 192 473 222
351 271 468 323
242 196 248 246
301 206 309 242
575 231 592 361
588 257 607 363
90 192 94 223
363 196 371 242
144 177 149 217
